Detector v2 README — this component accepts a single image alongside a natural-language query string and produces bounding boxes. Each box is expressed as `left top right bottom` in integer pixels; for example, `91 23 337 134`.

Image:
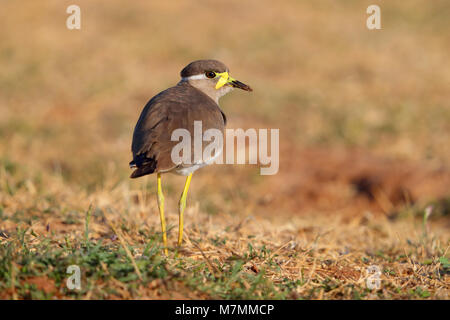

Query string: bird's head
179 59 252 103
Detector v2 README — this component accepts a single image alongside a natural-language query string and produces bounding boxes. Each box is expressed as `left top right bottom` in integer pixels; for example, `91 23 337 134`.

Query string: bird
129 59 252 254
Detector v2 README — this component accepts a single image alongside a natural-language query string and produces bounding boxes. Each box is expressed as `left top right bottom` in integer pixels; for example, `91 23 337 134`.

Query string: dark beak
230 80 253 92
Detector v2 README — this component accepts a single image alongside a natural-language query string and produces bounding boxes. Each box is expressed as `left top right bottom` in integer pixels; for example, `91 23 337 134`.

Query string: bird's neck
178 80 233 104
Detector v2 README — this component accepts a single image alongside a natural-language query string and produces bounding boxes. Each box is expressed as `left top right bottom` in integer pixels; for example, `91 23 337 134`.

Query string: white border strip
181 74 208 81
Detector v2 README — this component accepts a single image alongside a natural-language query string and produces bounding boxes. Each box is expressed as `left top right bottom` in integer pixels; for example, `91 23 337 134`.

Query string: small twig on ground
263 239 293 265
85 204 93 247
188 234 221 278
104 209 143 281
233 216 254 232
10 262 18 300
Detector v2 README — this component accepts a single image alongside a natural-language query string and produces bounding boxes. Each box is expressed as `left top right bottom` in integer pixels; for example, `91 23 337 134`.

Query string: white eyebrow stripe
181 74 208 81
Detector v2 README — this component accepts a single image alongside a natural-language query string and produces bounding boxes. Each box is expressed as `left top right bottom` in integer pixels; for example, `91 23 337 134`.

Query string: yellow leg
178 173 193 246
156 173 168 255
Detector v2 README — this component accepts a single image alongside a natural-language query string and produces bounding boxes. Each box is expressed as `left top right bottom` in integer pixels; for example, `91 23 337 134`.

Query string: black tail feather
130 165 156 178
129 154 157 178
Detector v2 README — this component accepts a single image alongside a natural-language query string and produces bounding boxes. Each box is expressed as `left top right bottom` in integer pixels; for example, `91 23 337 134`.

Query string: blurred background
0 0 449 221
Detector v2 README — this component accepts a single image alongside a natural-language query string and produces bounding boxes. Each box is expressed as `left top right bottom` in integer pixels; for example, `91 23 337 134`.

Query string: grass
0 204 292 299
0 0 449 299
0 172 448 299
2 226 447 300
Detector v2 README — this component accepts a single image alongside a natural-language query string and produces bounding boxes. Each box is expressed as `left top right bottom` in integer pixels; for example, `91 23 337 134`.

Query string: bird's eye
205 71 216 79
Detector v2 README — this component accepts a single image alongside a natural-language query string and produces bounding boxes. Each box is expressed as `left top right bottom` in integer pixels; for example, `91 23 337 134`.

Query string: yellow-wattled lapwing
130 60 252 254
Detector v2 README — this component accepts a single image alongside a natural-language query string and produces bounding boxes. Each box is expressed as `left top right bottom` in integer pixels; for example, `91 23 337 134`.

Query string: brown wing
130 82 225 178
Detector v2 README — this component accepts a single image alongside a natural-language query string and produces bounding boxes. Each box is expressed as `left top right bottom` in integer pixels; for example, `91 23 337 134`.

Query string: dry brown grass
0 171 448 299
0 0 449 299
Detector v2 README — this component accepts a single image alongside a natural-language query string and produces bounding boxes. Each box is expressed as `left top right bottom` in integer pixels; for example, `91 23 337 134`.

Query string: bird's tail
130 165 155 178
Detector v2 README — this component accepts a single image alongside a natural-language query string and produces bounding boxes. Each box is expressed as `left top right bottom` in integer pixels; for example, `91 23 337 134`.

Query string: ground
0 0 449 299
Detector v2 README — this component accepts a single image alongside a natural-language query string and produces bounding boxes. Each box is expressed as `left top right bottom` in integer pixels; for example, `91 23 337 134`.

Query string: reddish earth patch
23 276 58 295
254 146 450 217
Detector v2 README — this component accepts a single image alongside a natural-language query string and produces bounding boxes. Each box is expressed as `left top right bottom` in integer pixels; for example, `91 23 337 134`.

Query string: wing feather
130 82 225 178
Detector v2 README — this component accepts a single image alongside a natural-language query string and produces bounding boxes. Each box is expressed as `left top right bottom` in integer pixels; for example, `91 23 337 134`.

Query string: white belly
173 149 222 176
